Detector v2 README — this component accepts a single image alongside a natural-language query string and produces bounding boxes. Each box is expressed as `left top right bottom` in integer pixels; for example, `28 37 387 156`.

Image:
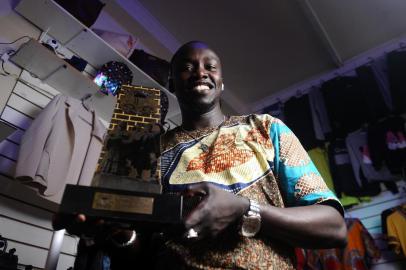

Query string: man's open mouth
190 82 214 91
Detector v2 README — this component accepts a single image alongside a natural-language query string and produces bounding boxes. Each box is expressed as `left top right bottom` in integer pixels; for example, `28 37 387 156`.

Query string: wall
307 0 406 61
0 1 77 269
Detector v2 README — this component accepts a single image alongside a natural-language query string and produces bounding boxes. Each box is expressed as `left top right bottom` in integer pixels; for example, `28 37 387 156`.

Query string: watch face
241 215 261 237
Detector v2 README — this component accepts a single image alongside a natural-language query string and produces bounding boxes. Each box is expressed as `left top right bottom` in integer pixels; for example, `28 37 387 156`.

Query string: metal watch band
246 199 261 217
239 199 262 237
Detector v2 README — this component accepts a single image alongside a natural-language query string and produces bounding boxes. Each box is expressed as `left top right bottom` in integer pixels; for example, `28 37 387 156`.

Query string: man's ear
168 77 175 93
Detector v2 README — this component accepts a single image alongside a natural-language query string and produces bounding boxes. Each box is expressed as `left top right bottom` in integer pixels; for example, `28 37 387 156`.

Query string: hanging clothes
296 218 380 270
355 65 389 121
321 76 369 137
308 86 332 141
308 146 362 208
381 207 396 235
283 95 319 150
346 129 399 183
308 147 334 191
386 205 406 256
387 50 406 113
341 218 381 270
370 56 394 111
367 116 406 174
328 139 381 198
15 94 106 203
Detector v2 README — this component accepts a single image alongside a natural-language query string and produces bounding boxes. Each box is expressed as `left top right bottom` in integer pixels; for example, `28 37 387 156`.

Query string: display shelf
15 0 180 120
14 0 84 45
10 39 116 122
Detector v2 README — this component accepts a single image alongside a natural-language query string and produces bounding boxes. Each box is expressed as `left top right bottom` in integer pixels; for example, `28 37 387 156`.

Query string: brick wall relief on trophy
93 85 162 186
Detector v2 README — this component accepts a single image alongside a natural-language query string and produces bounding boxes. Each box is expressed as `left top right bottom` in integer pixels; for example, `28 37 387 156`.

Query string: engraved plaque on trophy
60 185 202 231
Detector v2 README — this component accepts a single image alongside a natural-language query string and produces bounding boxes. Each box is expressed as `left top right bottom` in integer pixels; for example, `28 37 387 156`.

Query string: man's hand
52 213 105 236
52 213 136 247
183 183 249 239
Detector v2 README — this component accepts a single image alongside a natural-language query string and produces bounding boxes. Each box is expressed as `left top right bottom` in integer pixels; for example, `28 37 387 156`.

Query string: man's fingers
184 182 209 197
184 199 209 229
75 214 86 223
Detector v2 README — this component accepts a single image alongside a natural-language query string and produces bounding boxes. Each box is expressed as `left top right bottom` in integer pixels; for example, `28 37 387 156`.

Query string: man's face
171 44 223 113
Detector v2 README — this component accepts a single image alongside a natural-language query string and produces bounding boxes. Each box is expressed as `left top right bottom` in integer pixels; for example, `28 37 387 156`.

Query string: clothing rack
252 37 406 112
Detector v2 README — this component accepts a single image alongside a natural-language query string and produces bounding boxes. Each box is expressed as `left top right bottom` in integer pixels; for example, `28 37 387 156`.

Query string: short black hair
169 41 210 75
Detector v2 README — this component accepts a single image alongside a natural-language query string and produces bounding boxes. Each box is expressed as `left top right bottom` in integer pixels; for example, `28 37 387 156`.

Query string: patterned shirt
160 114 343 270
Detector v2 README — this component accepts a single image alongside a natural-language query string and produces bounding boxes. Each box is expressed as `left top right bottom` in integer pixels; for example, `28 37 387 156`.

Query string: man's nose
194 65 208 78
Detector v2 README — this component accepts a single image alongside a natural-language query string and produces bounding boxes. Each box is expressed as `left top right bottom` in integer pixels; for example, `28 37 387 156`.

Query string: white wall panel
0 0 39 115
1 106 32 130
60 234 78 255
6 240 48 269
57 253 76 270
371 261 406 270
361 215 382 231
369 227 383 235
8 93 42 119
0 139 19 160
20 71 60 98
13 81 51 108
7 129 24 144
0 216 52 249
0 72 18 115
0 195 53 230
0 155 16 176
348 191 406 218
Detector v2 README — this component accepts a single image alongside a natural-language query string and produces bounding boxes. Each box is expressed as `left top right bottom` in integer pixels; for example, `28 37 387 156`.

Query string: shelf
15 0 180 120
10 39 116 122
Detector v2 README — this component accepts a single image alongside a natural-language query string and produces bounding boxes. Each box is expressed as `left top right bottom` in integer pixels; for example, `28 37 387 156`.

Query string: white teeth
195 85 210 90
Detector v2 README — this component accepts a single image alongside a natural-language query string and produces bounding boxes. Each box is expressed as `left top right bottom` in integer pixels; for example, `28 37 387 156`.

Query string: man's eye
206 64 217 71
182 64 193 71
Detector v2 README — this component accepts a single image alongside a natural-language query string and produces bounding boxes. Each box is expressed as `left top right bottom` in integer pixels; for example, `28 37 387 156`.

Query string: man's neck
181 105 225 131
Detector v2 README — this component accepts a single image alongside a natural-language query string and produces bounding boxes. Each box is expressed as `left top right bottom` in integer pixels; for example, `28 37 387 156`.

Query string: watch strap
246 199 261 217
239 199 262 237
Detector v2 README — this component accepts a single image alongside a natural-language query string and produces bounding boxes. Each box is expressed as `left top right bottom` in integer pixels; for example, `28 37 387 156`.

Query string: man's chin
182 99 217 114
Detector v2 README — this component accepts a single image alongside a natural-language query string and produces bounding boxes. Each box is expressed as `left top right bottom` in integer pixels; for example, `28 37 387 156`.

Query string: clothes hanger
80 93 95 111
81 93 92 102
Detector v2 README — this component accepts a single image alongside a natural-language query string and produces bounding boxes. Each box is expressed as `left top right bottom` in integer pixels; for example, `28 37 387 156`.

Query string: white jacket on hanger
15 94 106 203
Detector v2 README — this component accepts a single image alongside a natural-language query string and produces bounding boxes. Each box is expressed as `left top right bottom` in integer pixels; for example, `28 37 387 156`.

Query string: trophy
59 85 192 232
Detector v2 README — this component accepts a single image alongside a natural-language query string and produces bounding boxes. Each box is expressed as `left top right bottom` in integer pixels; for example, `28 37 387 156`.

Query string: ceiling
102 0 406 115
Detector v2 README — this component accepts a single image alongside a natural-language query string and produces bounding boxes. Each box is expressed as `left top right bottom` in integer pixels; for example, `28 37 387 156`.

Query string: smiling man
55 41 347 270
169 41 223 119
156 41 347 269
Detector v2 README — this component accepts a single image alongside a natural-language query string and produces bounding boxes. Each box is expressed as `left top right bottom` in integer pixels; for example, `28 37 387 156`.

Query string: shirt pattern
159 114 343 269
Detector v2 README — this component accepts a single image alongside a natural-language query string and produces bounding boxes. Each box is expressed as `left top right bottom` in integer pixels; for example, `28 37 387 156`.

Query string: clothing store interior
0 0 406 269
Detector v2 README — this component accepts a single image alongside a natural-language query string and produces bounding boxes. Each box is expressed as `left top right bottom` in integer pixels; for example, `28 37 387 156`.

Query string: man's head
169 41 223 114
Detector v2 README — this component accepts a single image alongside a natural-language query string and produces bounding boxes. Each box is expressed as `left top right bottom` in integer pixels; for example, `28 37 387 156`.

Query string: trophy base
59 185 201 233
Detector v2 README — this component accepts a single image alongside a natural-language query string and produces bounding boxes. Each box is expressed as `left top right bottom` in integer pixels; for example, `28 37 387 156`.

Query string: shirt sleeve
269 117 344 215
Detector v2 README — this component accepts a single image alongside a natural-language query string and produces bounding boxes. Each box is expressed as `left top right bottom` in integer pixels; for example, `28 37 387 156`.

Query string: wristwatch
239 199 261 237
